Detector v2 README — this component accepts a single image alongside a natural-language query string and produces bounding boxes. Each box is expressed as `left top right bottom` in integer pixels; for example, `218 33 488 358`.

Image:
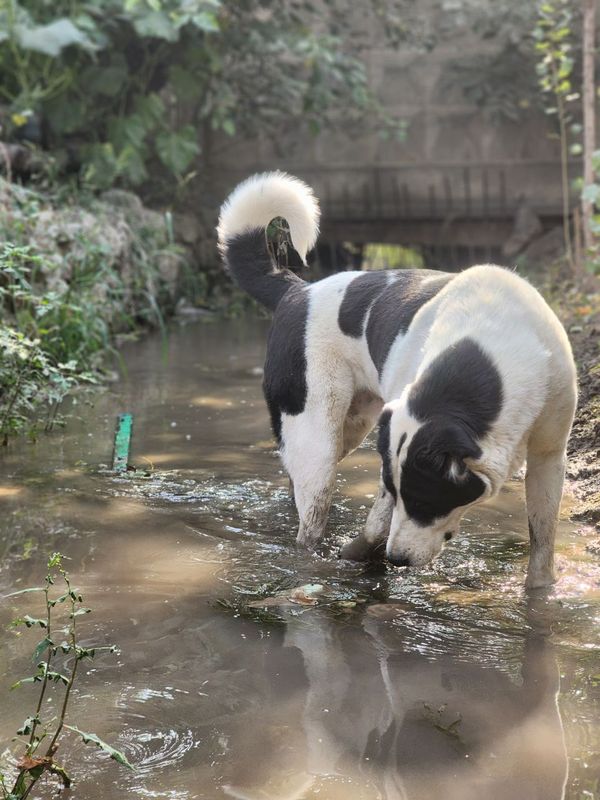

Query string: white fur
217 171 320 262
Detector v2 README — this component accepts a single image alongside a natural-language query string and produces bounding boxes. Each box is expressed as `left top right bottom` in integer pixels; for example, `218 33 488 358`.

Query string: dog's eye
444 531 453 541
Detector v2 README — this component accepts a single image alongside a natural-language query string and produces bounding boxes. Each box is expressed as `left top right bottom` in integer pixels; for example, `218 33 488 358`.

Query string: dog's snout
387 553 411 568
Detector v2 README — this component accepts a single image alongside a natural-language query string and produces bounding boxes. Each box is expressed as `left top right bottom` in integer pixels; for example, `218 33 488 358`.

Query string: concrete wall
207 7 576 251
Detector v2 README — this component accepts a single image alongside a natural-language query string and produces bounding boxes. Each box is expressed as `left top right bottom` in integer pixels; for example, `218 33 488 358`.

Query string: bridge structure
217 157 574 270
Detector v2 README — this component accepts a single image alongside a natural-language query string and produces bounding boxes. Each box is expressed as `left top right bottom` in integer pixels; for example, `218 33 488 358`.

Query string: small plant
0 243 101 443
580 149 600 273
0 552 132 798
0 326 82 444
533 0 579 271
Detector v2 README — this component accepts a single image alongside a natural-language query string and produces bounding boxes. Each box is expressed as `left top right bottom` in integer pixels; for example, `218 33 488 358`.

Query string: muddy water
1 317 599 800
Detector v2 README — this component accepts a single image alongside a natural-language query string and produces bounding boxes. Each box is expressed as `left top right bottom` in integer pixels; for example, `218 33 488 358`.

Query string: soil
550 278 600 535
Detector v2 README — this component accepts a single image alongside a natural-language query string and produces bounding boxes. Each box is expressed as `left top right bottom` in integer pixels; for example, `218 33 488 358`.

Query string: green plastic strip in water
112 413 133 473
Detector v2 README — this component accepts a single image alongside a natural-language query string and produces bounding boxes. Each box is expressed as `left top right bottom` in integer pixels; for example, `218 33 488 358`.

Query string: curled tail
217 171 320 311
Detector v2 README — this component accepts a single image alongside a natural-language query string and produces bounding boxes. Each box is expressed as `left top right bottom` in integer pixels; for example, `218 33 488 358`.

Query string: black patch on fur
366 271 453 374
408 337 503 437
224 228 304 312
377 409 397 502
396 432 407 457
399 338 502 525
263 285 309 442
401 421 486 525
338 271 389 337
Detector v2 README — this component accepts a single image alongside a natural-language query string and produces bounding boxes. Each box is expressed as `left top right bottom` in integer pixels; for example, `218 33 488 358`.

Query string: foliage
0 0 405 199
438 0 540 120
0 552 132 799
362 243 424 270
0 244 99 443
534 0 579 270
0 325 85 445
0 183 179 443
580 149 600 273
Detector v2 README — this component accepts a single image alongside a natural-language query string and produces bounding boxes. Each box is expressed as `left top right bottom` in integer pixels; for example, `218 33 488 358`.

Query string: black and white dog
217 172 577 588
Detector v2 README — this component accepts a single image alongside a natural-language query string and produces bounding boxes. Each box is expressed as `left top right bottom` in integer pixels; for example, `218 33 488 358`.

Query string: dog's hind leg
340 475 394 561
280 407 342 549
525 449 567 589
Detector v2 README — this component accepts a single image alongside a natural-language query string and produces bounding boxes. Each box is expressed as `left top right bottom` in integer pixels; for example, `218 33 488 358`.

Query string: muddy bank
550 280 600 533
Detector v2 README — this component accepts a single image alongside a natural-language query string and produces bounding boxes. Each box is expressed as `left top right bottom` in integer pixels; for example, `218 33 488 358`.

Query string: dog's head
377 338 502 568
377 402 492 568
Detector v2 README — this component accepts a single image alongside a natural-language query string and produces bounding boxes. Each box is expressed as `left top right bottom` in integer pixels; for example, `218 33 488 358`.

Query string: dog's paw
525 569 556 590
339 534 382 562
296 530 321 551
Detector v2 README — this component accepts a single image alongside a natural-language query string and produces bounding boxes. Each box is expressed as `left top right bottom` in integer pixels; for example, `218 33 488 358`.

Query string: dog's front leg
525 449 566 589
340 476 394 561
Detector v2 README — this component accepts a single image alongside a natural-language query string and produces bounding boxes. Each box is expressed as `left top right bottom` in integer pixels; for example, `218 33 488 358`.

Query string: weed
0 552 132 798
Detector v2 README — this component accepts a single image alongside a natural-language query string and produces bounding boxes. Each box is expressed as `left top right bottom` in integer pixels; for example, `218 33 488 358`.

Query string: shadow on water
0 317 599 800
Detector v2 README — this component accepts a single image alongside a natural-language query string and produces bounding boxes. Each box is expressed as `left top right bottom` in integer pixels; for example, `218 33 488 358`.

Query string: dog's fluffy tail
217 171 320 311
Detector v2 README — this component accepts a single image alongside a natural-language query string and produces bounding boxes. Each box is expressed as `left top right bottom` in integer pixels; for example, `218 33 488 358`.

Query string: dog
217 172 577 588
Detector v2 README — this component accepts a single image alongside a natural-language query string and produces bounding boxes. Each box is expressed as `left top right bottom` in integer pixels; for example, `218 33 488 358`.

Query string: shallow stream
1 318 599 799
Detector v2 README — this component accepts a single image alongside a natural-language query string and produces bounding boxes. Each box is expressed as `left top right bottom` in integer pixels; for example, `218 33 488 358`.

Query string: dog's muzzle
386 553 411 568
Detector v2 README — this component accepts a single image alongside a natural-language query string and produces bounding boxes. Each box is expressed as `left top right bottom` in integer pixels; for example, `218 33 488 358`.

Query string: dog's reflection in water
224 598 567 800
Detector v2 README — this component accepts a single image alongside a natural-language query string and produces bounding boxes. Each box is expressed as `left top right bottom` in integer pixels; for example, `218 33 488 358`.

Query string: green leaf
47 761 71 788
33 636 53 663
11 676 39 689
65 726 134 770
47 553 63 569
582 184 600 205
133 11 178 41
155 126 199 175
17 715 38 735
169 65 199 102
45 94 88 134
16 19 96 56
222 118 236 136
13 615 47 629
190 11 220 32
71 607 92 617
81 65 128 98
46 670 69 685
134 93 165 126
76 647 96 660
2 587 46 598
108 114 149 150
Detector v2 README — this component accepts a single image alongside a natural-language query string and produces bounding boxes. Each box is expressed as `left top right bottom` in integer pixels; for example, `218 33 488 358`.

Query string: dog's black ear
377 408 397 502
403 421 486 523
420 422 482 482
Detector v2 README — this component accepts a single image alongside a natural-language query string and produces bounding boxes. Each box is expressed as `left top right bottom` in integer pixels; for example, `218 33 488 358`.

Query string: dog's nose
387 553 411 567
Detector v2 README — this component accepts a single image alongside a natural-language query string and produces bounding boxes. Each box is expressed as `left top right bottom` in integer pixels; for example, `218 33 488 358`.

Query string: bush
0 0 402 199
0 183 183 443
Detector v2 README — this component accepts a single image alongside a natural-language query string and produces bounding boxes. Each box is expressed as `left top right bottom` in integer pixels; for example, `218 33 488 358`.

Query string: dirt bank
550 280 600 534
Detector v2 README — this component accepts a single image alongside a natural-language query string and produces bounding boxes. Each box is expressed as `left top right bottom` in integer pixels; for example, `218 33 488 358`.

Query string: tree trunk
582 0 596 254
